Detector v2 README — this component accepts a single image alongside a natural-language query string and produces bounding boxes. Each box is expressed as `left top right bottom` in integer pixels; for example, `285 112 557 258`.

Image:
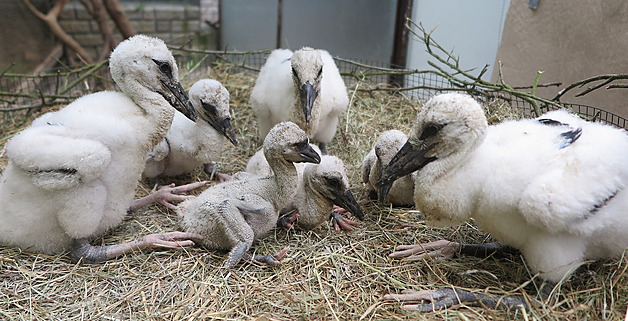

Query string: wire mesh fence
1 49 626 129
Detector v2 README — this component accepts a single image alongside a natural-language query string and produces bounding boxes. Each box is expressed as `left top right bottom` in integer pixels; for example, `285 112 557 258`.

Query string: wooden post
276 0 283 49
389 0 413 87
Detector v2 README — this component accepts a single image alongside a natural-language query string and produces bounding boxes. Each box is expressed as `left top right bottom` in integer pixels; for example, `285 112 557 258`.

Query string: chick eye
324 176 342 189
293 139 308 150
316 67 323 78
420 123 445 140
152 59 173 77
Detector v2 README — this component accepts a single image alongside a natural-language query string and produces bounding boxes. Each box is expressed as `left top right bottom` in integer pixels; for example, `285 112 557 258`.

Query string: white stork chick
378 93 628 311
284 155 364 231
0 35 205 263
177 122 321 268
361 129 415 206
143 79 238 183
250 47 349 154
244 147 362 231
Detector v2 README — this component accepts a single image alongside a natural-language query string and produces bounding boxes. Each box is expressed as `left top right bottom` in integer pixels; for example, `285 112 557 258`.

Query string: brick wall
59 0 219 59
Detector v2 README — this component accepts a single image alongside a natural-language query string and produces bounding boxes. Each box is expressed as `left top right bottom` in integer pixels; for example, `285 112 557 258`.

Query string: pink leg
331 211 360 232
70 231 204 263
389 240 460 260
242 246 290 266
383 288 535 311
204 163 232 182
129 181 207 211
278 211 300 230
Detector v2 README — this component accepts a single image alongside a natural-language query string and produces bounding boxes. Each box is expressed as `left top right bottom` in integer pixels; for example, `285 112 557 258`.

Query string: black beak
160 78 197 121
376 140 436 204
330 189 364 220
299 82 318 123
298 143 321 164
201 102 238 146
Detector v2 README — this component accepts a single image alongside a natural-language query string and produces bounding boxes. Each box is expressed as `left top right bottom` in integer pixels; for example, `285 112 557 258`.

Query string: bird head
304 156 364 220
376 93 487 203
109 35 197 122
189 79 238 146
264 122 321 165
290 48 323 125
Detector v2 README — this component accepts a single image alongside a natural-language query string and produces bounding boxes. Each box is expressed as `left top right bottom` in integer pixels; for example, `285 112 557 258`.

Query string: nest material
0 61 626 320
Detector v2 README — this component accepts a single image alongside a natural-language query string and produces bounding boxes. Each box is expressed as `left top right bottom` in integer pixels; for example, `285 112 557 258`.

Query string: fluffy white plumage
250 47 348 153
361 129 415 206
0 35 199 258
177 122 321 267
379 92 628 283
143 79 238 180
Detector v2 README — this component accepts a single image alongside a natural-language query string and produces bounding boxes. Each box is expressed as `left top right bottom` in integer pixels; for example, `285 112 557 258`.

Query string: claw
142 231 204 249
331 211 359 232
245 246 290 266
278 212 300 230
129 181 207 212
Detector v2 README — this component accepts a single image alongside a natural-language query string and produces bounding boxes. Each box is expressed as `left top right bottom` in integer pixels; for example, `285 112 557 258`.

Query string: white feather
361 129 415 206
144 79 235 178
250 47 348 147
0 35 189 254
398 93 628 282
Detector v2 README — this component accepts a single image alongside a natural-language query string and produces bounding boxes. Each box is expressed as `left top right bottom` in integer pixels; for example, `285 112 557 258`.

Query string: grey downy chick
176 122 321 267
280 155 364 232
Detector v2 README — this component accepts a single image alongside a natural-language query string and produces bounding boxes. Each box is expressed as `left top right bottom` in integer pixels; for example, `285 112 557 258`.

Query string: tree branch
89 0 118 61
405 21 565 116
553 74 628 101
22 0 95 64
103 0 135 38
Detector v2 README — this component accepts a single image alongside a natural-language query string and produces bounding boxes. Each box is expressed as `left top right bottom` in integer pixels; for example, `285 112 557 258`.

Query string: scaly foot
243 246 291 266
130 181 207 211
331 209 360 232
383 288 533 311
389 240 460 261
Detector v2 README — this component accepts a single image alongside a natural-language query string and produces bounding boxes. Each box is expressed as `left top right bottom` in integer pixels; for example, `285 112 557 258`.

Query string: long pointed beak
200 102 238 146
331 189 364 220
376 141 436 204
219 118 239 146
298 143 321 164
299 82 318 123
160 78 197 121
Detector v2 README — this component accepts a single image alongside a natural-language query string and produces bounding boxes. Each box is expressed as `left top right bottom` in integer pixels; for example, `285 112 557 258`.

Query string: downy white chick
377 93 628 311
144 79 238 183
0 35 205 263
177 122 321 268
250 47 349 154
361 129 415 206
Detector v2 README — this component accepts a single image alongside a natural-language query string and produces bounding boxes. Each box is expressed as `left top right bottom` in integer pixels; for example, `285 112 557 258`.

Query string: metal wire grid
2 50 626 129
0 67 101 111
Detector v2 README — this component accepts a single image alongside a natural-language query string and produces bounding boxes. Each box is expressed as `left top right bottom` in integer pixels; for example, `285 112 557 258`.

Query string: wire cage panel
2 50 626 129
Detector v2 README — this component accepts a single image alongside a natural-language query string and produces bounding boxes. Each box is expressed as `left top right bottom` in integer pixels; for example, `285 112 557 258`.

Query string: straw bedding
0 61 626 320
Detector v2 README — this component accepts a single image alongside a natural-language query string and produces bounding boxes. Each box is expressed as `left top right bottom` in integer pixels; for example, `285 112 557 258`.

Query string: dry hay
0 60 627 321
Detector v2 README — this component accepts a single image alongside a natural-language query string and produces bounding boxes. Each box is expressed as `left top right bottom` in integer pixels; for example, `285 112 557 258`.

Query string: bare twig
0 61 109 112
553 74 628 101
405 21 566 116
